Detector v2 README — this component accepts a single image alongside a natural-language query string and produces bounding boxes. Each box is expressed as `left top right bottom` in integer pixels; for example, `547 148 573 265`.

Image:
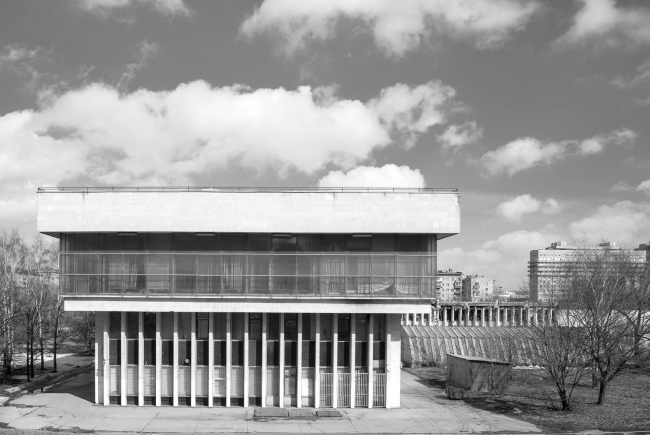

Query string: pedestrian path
0 370 541 433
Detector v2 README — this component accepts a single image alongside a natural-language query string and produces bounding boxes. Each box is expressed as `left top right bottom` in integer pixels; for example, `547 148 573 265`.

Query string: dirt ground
405 365 650 433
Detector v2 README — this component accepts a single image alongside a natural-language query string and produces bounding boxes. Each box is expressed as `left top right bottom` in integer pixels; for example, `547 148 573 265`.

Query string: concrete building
37 187 460 409
461 275 495 302
529 241 649 302
435 269 463 301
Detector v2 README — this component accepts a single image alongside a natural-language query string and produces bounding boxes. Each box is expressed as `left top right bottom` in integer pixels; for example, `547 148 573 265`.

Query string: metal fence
143 365 155 396
373 373 386 407
161 366 173 397
178 366 191 397
320 373 333 408
231 366 245 398
196 366 208 397
214 366 226 397
355 373 368 407
126 365 138 396
338 373 351 407
109 365 121 396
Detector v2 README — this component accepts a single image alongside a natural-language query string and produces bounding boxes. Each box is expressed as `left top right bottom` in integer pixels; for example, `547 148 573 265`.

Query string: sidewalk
0 370 541 433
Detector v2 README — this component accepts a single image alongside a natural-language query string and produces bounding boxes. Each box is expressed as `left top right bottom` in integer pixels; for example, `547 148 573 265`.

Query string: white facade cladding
37 187 460 237
37 187 460 410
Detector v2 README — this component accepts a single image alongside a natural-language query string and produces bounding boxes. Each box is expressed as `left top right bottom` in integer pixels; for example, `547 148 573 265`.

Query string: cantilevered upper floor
37 187 460 303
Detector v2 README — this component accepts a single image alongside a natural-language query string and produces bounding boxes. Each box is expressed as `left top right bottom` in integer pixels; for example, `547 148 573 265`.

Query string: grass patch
405 365 650 432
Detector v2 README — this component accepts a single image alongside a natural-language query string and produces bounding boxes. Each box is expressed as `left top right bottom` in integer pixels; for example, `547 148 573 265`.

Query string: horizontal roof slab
37 189 460 237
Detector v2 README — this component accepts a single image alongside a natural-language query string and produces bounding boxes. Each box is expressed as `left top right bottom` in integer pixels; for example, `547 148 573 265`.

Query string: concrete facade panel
37 191 460 235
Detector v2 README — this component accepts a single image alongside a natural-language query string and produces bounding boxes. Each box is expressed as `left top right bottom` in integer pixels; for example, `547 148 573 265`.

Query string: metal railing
178 366 191 397
355 373 368 407
320 373 333 408
38 186 458 194
373 373 386 407
338 373 351 407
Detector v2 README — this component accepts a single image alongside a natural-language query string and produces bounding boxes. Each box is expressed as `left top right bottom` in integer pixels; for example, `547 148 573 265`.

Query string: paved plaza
0 370 541 434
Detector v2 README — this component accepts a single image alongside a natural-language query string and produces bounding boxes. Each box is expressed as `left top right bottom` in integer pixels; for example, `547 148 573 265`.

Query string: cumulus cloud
368 81 456 147
637 180 650 194
437 121 483 150
75 0 189 18
495 194 560 222
240 0 539 56
439 229 556 290
317 164 425 188
556 0 650 50
481 128 636 176
610 181 633 193
570 200 650 245
0 80 455 214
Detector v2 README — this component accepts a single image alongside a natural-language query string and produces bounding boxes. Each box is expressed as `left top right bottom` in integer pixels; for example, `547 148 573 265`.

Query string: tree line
0 230 93 382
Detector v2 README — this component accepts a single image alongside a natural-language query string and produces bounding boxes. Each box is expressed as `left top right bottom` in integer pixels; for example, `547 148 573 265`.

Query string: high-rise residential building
37 187 460 409
528 241 649 302
461 275 496 301
435 269 463 301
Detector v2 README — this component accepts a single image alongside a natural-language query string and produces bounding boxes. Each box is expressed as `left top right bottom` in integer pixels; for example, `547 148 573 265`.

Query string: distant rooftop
38 186 458 193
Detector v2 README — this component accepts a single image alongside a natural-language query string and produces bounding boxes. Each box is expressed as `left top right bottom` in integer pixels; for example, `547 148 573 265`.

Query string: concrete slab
4 369 542 434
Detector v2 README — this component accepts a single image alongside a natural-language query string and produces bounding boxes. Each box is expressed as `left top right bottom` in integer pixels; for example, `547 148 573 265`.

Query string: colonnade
401 304 556 327
95 312 396 408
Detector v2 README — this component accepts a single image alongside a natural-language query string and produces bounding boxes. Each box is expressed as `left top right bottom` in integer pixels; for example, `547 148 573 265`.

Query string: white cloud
368 81 455 147
117 40 160 89
556 0 650 50
611 57 650 89
75 0 189 17
437 121 483 150
637 180 650 194
317 164 425 188
0 80 456 228
481 128 636 176
0 44 53 91
610 181 633 193
495 194 560 222
240 0 539 56
570 200 650 246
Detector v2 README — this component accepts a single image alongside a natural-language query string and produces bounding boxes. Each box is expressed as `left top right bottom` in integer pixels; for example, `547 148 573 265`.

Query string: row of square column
402 307 556 327
95 312 393 408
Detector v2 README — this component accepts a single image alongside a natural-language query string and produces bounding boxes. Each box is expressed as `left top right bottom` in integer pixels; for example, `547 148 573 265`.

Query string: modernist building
529 241 648 302
37 187 460 409
461 275 496 302
435 269 463 301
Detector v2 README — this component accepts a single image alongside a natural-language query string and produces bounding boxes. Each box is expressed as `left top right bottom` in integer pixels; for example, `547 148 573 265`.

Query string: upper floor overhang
37 187 460 239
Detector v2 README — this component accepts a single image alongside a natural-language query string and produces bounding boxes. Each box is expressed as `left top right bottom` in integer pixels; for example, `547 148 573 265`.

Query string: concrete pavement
0 370 541 433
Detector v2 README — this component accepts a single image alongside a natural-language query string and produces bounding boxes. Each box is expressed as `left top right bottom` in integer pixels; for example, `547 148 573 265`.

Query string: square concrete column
473 307 478 327
296 314 302 408
368 314 373 409
95 312 104 405
155 313 162 407
190 312 196 407
433 308 439 326
138 312 144 406
451 307 455 326
226 312 232 407
315 313 320 409
261 313 267 407
518 307 523 327
350 313 355 409
497 308 501 327
332 313 338 409
208 313 214 408
173 312 178 407
103 312 109 406
385 314 393 409
244 312 249 408
120 311 127 406
279 313 285 408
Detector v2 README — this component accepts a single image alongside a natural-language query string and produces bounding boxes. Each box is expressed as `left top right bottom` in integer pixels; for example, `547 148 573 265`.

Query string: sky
1 0 649 291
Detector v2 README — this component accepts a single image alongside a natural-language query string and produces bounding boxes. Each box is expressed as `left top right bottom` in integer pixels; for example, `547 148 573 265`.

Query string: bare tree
0 230 26 378
563 244 650 405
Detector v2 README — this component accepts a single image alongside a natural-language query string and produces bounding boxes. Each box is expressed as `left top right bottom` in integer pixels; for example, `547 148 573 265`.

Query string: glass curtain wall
283 314 298 406
266 314 280 406
213 313 227 406
125 312 139 404
231 313 245 406
160 312 174 405
301 314 316 407
108 312 121 404
196 313 209 405
143 313 156 404
60 233 436 298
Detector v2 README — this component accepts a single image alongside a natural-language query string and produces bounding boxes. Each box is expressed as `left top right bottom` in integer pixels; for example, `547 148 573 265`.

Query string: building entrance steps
253 407 288 418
